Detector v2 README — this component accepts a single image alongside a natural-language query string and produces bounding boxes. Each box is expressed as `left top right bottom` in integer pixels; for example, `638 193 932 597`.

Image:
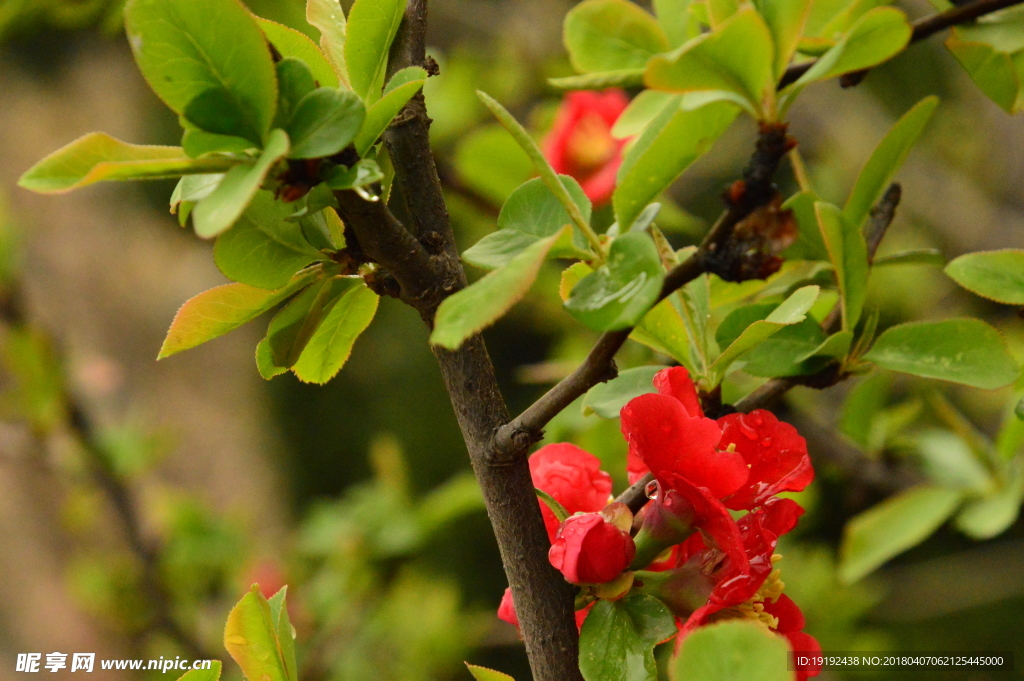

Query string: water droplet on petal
645 480 660 500
760 437 773 448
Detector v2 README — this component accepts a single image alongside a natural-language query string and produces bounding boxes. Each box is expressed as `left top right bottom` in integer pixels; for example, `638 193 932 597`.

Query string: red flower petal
621 393 747 499
549 512 636 584
529 443 612 541
719 410 814 510
653 366 704 418
763 593 805 633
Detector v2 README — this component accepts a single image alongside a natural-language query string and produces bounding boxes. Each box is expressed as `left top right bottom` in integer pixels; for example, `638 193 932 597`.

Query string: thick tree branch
616 184 904 514
336 2 586 679
779 0 1024 89
494 124 795 453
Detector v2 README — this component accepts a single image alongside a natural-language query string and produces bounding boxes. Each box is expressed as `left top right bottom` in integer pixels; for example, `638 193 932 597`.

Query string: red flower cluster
497 367 821 679
543 89 629 206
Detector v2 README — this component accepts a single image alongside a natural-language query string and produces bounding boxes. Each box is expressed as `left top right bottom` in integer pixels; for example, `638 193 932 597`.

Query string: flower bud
549 506 636 585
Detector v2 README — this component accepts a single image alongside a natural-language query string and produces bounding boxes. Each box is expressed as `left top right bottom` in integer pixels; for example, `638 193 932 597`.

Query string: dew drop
750 412 763 426
645 480 660 500
760 437 773 448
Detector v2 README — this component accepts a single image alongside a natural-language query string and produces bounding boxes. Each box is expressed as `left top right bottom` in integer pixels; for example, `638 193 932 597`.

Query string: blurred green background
0 1 1022 680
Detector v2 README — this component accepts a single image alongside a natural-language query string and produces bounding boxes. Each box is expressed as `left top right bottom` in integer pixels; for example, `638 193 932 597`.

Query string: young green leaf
566 231 665 331
287 88 366 159
324 159 384 190
864 318 1019 389
582 365 661 418
224 586 290 681
18 133 236 194
955 467 1024 540
353 70 427 155
945 249 1024 305
548 69 646 91
193 129 291 238
947 7 1024 114
257 17 340 89
815 201 868 331
644 7 776 118
672 620 792 681
611 91 677 139
752 0 813 78
463 176 593 270
873 248 945 268
124 0 278 139
266 588 297 681
578 594 677 681
783 7 911 109
742 319 829 377
214 198 322 290
839 485 964 583
563 0 669 74
274 58 319 131
430 227 570 350
477 91 601 253
158 270 318 359
306 0 350 87
292 282 379 384
173 661 222 681
181 128 256 158
344 0 407 102
184 87 264 145
844 96 938 229
630 295 694 368
465 664 516 681
653 0 700 47
613 99 738 229
914 430 993 493
264 276 341 368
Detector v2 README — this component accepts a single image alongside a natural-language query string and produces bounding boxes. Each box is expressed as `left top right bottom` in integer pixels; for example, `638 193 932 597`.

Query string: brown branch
615 184 904 513
779 0 1024 89
494 124 795 454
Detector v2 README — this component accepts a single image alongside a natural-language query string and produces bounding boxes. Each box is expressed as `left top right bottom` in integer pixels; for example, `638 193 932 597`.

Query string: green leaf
182 128 255 158
466 664 516 681
566 231 665 331
614 99 738 229
797 329 854 362
563 0 669 74
742 318 829 377
184 87 263 145
784 7 911 108
464 176 593 270
345 0 407 102
306 0 349 87
256 338 287 379
193 129 291 238
955 466 1024 539
578 594 677 681
354 70 427 155
947 6 1024 113
264 276 341 368
672 620 792 681
864 318 1019 389
430 227 570 350
173 661 222 681
267 588 297 681
873 248 945 268
536 488 571 523
214 193 321 289
630 295 694 367
612 91 678 139
324 159 384 190
753 0 813 78
945 249 1024 305
548 70 646 91
477 92 598 251
257 17 340 89
18 133 236 194
815 201 868 331
710 285 820 377
914 430 993 493
124 0 277 138
653 0 700 47
274 58 318 131
158 270 318 359
843 96 938 229
839 485 964 583
224 586 289 681
644 7 775 118
840 372 891 449
171 173 223 214
583 365 661 418
292 282 378 383
287 88 365 159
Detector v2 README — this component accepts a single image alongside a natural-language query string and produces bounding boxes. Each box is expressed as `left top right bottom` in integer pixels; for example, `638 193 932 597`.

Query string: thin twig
779 0 1024 88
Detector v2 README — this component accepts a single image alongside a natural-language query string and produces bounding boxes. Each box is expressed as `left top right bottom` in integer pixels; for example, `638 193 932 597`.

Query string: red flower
762 594 822 681
498 588 594 631
548 507 636 585
543 89 629 205
529 443 612 541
